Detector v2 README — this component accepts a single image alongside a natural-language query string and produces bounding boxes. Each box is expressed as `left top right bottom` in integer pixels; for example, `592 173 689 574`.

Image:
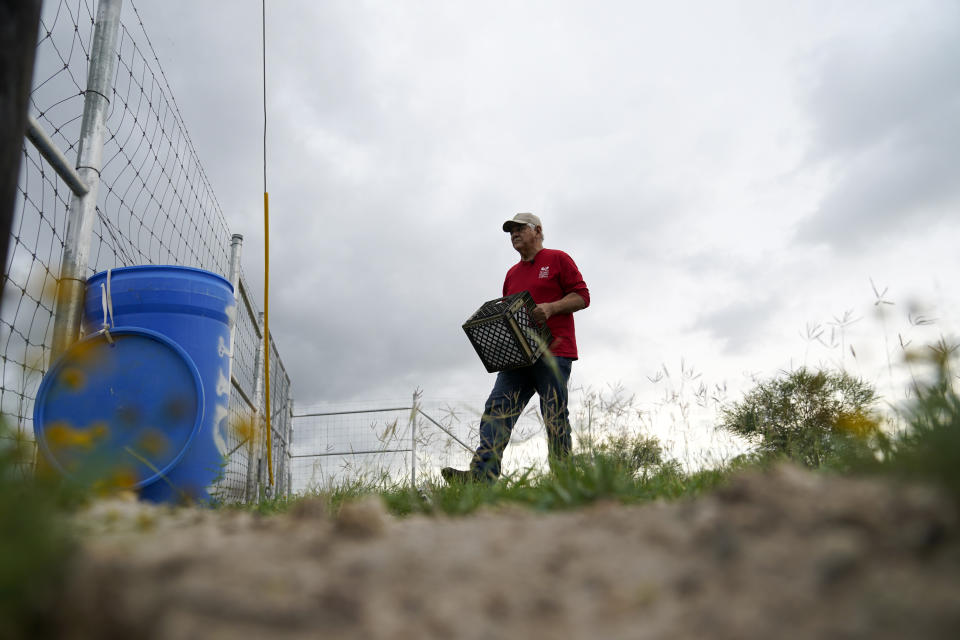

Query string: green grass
0 426 82 640
850 349 960 501
402 461 732 516
285 434 742 519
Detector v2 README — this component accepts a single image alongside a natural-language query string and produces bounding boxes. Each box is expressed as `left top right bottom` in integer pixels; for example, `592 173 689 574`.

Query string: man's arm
532 292 586 325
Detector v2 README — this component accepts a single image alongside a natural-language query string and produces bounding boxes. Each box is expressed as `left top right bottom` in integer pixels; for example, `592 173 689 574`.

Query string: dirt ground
56 464 960 639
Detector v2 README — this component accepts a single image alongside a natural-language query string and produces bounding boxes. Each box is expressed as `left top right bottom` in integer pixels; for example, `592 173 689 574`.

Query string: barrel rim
87 265 233 293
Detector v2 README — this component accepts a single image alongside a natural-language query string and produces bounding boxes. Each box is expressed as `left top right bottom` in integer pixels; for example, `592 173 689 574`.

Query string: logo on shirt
538 266 550 279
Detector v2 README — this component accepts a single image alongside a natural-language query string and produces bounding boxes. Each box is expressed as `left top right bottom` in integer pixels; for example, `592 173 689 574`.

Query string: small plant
588 432 666 479
719 367 882 468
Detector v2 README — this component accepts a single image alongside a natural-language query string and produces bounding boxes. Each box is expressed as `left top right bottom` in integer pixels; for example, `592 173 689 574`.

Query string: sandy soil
56 464 960 639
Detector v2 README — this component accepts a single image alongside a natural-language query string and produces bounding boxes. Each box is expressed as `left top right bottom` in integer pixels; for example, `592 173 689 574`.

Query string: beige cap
502 212 542 232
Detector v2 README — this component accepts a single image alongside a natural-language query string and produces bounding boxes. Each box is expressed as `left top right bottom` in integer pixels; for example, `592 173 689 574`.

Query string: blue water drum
35 265 235 503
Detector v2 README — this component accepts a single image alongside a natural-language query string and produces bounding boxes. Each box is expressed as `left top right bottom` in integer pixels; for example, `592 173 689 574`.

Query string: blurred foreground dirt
56 464 960 639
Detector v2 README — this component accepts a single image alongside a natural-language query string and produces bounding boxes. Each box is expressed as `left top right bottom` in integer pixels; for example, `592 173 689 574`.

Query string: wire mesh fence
288 381 756 494
4 0 292 502
289 397 551 493
263 333 294 497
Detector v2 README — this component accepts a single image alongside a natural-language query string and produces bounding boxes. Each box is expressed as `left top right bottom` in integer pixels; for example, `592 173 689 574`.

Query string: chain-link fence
4 0 292 502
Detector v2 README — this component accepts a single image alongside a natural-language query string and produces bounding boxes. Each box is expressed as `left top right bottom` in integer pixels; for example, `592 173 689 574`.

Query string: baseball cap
502 212 542 232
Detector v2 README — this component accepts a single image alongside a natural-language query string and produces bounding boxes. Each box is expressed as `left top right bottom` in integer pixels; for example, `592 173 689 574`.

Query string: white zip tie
99 267 115 344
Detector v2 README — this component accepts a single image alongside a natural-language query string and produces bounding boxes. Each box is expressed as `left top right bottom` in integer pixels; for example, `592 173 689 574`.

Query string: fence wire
289 399 548 493
264 331 293 497
4 0 293 501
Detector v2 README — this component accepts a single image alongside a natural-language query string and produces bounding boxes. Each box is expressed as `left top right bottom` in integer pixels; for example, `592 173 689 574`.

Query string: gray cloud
797 5 960 247
694 295 784 356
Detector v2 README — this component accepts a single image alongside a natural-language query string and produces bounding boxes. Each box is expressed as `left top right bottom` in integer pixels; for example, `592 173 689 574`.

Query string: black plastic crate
462 291 553 373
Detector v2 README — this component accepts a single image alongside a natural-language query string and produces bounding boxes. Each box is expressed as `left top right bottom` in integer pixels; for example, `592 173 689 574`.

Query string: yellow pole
262 0 273 487
264 190 273 485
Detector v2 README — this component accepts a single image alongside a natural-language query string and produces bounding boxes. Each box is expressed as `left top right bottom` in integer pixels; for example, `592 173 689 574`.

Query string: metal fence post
245 310 266 502
409 391 419 488
224 234 244 499
225 234 243 401
287 401 293 497
50 0 124 360
227 234 243 306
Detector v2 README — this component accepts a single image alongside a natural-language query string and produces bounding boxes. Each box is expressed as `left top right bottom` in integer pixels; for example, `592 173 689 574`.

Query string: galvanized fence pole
51 0 124 359
409 392 418 488
225 235 243 403
245 310 267 502
224 234 243 497
24 117 89 198
286 399 293 497
226 236 243 395
227 234 243 309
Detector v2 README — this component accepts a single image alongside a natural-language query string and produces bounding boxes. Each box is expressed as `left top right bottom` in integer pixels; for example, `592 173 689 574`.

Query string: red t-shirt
503 248 590 359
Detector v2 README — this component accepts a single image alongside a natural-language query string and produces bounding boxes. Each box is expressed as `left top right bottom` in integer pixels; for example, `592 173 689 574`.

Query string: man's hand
531 293 586 326
532 303 554 326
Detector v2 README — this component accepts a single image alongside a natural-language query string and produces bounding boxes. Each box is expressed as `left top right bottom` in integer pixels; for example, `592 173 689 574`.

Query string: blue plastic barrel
69 265 235 503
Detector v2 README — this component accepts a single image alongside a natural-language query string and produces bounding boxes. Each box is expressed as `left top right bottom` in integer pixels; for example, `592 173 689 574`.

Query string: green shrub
719 367 882 468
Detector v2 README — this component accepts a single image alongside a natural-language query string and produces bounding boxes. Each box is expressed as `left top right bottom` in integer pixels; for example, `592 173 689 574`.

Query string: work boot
440 467 476 484
441 466 496 485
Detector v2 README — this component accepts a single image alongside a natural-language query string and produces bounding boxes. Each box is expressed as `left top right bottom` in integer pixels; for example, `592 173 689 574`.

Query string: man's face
508 223 538 253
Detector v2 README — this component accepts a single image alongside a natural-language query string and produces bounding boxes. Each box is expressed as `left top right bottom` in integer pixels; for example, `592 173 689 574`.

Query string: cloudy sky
126 0 958 417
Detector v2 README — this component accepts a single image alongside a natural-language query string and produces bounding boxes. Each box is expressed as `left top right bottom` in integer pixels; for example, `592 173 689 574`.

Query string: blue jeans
471 355 574 479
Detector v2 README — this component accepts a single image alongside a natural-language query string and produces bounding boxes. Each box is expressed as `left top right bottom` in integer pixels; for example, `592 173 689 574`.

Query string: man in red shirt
443 212 590 483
